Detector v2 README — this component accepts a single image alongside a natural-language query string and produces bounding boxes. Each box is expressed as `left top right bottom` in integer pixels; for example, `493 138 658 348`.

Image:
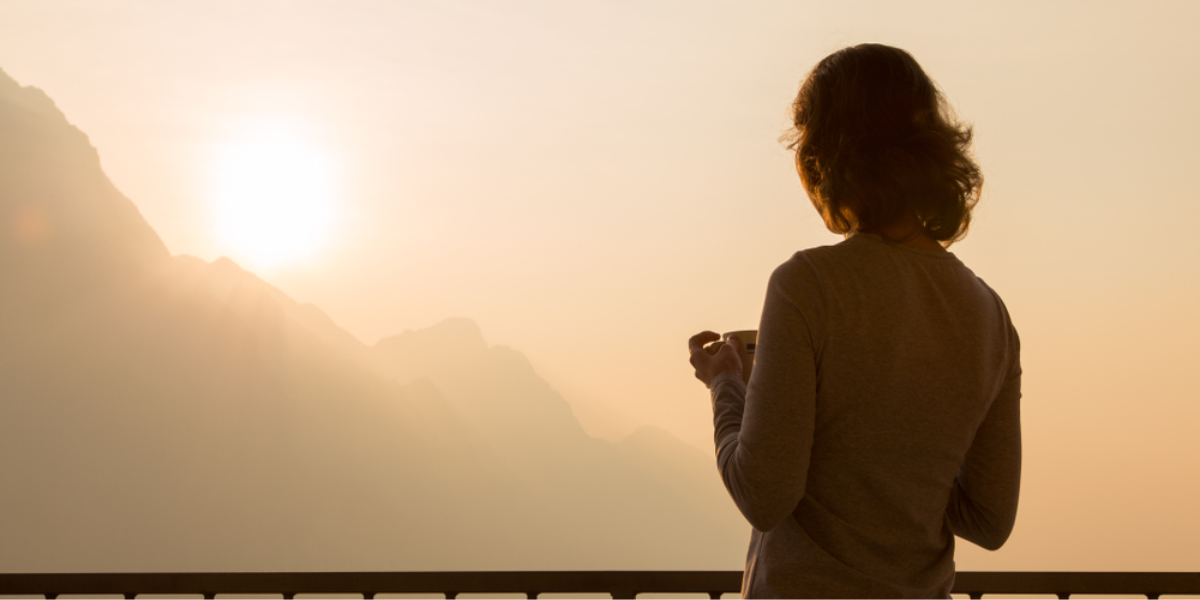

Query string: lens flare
12 205 50 246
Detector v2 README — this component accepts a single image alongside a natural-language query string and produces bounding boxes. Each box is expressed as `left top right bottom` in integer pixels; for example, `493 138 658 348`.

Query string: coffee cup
704 330 757 385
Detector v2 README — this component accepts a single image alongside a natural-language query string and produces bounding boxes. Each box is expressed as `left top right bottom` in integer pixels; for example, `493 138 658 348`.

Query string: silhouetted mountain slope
0 68 747 572
0 68 168 331
376 323 747 567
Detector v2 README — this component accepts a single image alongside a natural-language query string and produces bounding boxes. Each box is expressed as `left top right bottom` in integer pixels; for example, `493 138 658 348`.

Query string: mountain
0 67 747 572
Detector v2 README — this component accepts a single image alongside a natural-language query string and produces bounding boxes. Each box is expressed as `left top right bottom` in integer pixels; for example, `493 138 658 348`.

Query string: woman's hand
688 330 744 388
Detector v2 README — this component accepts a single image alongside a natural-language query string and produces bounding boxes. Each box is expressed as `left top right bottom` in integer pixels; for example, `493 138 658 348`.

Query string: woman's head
785 44 982 245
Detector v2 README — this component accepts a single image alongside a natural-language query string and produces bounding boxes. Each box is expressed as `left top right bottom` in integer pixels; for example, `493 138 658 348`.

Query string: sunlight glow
212 123 335 268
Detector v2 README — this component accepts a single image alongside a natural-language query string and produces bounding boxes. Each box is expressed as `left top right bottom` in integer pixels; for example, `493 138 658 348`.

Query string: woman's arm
707 260 820 532
945 367 1022 550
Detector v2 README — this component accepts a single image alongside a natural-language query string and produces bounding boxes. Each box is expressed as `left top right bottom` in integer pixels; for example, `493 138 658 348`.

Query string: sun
211 123 336 269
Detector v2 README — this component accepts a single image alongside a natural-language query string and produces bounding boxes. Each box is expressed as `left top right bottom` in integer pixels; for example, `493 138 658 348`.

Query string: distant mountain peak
421 316 488 349
375 316 489 357
0 67 70 124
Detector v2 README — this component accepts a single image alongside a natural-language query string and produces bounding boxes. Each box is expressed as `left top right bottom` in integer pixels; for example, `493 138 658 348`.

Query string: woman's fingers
689 331 721 382
689 330 743 387
713 341 743 374
688 330 721 355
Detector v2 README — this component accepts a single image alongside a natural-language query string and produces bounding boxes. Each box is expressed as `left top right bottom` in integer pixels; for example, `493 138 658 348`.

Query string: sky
2 0 1199 571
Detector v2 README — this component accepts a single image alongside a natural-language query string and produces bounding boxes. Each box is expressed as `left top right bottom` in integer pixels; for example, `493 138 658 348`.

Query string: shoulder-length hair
784 44 982 245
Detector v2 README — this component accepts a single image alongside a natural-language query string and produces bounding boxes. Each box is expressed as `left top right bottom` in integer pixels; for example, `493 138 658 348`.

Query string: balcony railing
2 571 1200 599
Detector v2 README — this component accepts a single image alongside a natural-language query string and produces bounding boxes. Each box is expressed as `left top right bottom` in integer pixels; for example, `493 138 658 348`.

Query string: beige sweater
710 233 1022 598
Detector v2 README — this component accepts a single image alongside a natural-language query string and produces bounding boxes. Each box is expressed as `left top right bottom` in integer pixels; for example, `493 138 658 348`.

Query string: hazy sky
2 0 1199 570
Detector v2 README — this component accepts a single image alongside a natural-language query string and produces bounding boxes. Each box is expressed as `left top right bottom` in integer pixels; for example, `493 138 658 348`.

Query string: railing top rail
0 571 740 596
1 571 1199 597
954 571 1200 595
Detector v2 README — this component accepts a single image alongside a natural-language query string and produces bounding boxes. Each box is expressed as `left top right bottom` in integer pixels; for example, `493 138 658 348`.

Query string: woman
688 44 1021 599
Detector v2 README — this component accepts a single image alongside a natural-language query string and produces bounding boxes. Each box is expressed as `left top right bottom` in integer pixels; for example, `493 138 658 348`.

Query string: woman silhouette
688 44 1021 598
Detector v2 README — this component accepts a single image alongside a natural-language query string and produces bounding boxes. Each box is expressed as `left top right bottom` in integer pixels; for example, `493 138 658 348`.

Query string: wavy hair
783 44 982 245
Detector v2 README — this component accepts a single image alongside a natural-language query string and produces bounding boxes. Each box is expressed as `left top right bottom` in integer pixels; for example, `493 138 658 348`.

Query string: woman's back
718 232 1020 597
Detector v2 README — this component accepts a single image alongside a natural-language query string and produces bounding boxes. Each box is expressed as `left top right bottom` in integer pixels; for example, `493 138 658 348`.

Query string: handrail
1 571 1198 599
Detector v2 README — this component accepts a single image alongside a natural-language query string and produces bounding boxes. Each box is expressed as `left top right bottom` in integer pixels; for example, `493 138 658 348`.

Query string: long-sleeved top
710 232 1022 598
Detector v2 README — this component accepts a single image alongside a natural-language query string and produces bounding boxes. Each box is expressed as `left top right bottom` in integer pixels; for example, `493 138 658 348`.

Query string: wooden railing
2 571 1199 598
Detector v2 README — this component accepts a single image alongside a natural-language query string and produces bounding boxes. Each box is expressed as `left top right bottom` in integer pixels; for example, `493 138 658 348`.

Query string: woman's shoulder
772 246 827 286
974 276 1021 342
770 238 865 293
767 245 843 314
775 234 891 279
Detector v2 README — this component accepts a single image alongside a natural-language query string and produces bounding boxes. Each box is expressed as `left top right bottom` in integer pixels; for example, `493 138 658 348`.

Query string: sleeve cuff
709 370 746 393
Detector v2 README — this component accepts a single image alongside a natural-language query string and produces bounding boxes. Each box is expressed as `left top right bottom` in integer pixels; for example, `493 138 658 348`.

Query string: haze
2 0 1198 572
